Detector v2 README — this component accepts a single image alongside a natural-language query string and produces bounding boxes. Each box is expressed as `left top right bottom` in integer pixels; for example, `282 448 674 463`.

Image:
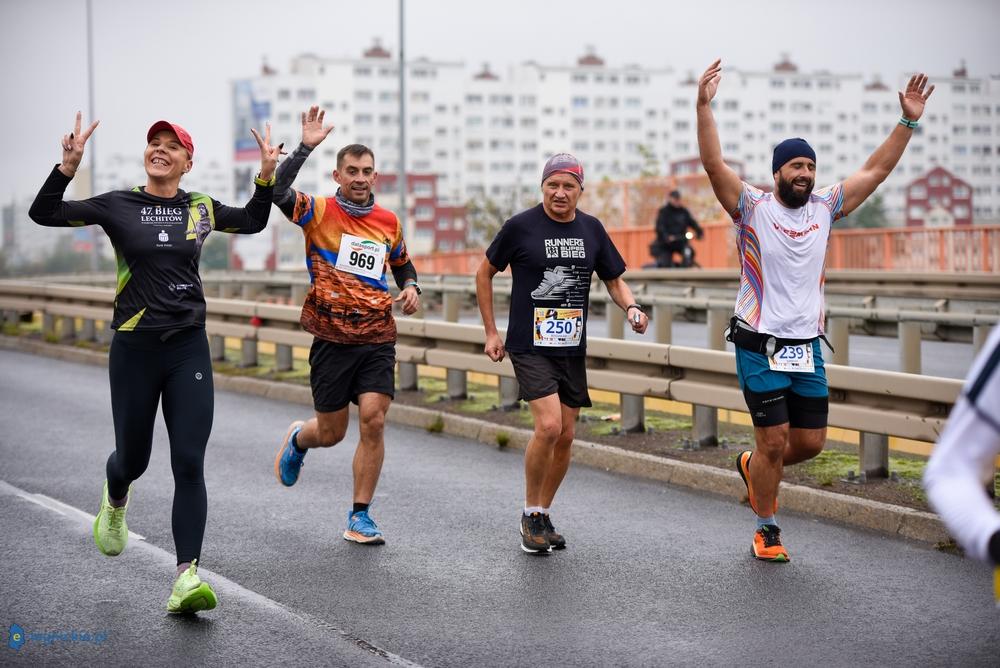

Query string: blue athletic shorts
735 339 829 428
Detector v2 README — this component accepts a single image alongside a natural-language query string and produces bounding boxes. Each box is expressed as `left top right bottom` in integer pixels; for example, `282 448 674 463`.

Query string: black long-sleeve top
29 165 273 331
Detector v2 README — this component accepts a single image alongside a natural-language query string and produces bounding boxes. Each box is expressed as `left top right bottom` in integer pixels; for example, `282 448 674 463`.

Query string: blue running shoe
274 421 306 487
343 508 385 545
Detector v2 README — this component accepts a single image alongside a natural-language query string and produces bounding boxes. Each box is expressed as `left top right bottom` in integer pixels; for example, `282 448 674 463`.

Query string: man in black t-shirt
476 153 649 555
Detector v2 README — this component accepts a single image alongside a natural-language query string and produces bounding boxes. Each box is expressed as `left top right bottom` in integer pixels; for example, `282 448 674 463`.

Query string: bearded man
696 59 933 562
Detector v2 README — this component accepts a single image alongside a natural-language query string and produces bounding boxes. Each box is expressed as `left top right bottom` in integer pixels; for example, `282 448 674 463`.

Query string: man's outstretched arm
696 59 742 215
842 73 934 215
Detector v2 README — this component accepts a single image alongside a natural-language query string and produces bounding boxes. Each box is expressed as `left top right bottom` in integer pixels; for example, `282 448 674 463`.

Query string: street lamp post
398 0 407 240
86 0 99 272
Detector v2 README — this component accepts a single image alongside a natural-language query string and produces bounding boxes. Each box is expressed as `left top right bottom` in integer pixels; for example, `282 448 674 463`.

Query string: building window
572 97 588 108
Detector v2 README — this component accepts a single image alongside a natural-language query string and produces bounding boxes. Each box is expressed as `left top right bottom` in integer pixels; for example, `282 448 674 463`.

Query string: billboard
233 79 271 163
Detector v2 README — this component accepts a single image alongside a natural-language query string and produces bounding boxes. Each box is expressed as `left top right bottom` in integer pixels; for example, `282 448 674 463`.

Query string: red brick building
905 166 973 227
376 173 467 254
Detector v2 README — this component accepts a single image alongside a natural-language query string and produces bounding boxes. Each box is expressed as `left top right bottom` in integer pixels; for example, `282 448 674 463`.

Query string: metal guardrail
0 281 965 480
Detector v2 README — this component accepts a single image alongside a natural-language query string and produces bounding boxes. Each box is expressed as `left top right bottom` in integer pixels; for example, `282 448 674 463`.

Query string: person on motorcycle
651 190 703 268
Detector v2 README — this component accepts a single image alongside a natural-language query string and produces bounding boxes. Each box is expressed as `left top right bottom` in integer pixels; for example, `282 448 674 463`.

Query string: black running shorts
508 352 592 408
309 339 396 412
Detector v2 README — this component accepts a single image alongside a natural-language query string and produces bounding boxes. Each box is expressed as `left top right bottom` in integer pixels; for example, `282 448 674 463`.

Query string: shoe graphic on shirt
531 266 577 300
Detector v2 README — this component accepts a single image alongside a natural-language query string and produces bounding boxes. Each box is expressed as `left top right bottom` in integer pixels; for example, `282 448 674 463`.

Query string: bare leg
295 406 349 449
353 393 390 504
749 423 789 517
539 403 580 509
524 394 564 507
784 427 827 465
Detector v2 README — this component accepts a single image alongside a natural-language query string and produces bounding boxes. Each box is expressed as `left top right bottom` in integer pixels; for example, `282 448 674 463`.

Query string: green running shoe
166 559 218 614
93 482 131 556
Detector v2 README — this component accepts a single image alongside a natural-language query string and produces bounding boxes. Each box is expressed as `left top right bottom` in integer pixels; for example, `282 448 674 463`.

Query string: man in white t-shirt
696 58 934 562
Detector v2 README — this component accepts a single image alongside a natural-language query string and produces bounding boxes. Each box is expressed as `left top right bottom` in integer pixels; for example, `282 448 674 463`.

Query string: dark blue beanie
772 138 816 174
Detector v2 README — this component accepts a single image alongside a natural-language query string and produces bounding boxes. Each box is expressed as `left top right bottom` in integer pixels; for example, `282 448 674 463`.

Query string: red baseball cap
146 120 195 157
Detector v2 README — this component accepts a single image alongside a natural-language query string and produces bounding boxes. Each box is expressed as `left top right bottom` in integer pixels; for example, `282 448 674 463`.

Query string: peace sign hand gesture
899 73 934 122
301 105 335 149
58 111 99 178
250 122 281 181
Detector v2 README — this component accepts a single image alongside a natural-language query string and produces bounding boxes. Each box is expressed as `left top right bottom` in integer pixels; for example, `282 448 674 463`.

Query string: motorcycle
650 231 700 269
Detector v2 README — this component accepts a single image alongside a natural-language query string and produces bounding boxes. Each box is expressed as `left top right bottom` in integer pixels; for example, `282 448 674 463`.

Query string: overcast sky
2 0 997 203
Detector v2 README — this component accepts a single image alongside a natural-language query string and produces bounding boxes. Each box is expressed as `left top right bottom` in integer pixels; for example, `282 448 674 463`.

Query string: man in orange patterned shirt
272 106 421 546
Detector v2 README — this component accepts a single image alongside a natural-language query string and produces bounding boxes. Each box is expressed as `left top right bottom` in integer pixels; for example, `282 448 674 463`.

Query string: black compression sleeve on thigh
743 388 789 427
787 393 829 429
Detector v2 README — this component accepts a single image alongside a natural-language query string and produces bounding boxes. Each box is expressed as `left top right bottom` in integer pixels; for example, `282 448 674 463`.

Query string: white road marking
0 479 424 667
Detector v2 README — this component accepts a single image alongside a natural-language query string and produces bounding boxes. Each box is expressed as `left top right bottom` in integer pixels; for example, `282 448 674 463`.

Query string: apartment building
233 44 1000 264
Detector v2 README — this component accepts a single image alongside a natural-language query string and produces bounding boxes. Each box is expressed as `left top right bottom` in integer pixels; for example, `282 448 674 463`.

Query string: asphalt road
0 350 995 666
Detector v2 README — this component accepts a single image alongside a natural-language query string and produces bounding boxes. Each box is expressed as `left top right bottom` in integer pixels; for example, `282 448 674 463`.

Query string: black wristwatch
626 304 644 314
404 281 422 295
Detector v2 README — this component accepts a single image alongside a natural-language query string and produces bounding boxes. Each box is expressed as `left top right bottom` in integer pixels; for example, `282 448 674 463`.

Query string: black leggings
106 328 214 564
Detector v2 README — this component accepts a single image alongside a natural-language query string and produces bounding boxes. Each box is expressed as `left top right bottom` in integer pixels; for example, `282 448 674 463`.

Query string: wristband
898 116 919 130
403 280 422 295
254 173 276 187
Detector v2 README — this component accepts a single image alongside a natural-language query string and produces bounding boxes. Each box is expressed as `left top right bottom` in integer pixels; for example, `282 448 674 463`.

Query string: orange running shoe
736 451 777 515
752 525 790 562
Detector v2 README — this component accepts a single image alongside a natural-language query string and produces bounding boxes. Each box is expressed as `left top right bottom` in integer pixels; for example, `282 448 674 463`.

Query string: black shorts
508 352 592 408
309 339 396 413
743 388 829 429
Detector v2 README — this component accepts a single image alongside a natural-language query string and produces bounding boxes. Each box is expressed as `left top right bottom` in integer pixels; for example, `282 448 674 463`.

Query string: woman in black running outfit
29 112 279 614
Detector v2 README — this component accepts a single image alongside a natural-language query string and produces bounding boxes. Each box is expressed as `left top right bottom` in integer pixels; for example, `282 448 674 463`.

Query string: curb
1 335 949 545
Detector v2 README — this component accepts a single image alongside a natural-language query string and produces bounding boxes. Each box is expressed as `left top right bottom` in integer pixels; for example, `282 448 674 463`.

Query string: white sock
524 506 544 515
